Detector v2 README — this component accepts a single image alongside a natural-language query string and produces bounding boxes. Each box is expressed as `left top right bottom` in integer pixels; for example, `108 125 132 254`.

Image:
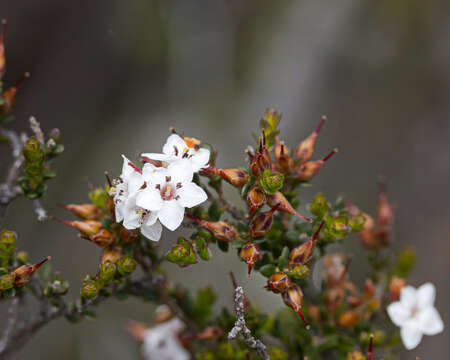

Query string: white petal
162 134 187 156
400 286 417 310
387 301 410 327
190 148 210 172
168 159 193 184
145 211 158 226
177 183 207 208
114 204 124 223
417 307 444 336
141 221 162 241
136 188 163 211
123 212 140 229
400 320 423 350
416 282 436 309
127 172 144 195
141 152 178 163
121 155 133 177
158 200 185 231
142 163 167 185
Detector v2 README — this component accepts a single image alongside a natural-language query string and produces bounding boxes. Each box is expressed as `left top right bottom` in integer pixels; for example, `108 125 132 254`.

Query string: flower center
161 184 175 200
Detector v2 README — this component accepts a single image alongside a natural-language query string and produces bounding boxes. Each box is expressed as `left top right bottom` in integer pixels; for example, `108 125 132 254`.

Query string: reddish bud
12 256 51 287
0 20 6 79
389 276 406 302
296 148 338 181
282 284 309 328
250 137 271 177
347 295 362 307
363 279 376 299
338 311 360 328
266 272 292 294
119 228 138 243
249 204 279 238
53 218 103 236
101 248 122 265
195 326 223 340
288 222 324 266
376 180 394 232
60 203 102 220
246 186 266 214
295 116 326 162
274 137 294 173
240 243 260 276
267 191 311 222
81 229 114 248
186 214 237 242
206 168 249 187
0 72 30 114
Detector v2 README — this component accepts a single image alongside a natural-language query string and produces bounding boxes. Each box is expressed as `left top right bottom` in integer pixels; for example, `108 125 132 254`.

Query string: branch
228 286 270 360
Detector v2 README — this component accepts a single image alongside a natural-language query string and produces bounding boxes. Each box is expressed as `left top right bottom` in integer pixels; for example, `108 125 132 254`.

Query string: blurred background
0 0 449 358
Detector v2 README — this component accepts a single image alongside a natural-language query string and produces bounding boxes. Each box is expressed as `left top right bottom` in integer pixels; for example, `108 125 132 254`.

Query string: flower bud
81 280 99 300
295 116 326 162
23 137 43 163
296 148 338 181
0 230 17 267
186 214 238 242
338 311 359 328
82 229 114 248
288 222 324 266
54 218 103 236
60 203 102 220
266 272 292 293
347 350 366 360
249 204 279 238
240 243 260 276
117 256 137 276
260 170 284 194
98 261 117 283
195 326 223 340
246 186 266 214
101 248 122 265
119 228 138 243
376 180 394 232
274 138 294 173
347 295 362 307
389 276 405 301
0 72 30 114
329 216 349 238
267 191 311 222
0 20 6 79
308 193 329 218
282 284 309 328
249 138 271 178
0 274 14 291
194 236 211 261
12 256 50 287
286 264 310 279
363 279 375 299
166 244 190 265
206 168 249 187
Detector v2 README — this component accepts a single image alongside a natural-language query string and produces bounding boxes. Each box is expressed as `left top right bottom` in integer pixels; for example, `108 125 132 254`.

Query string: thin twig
228 286 270 360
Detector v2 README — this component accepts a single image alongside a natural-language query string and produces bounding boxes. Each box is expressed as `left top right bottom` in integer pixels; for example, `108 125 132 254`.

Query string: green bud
287 264 310 279
0 230 17 267
51 279 69 295
0 229 17 247
88 188 109 209
23 137 44 162
167 244 190 264
81 280 99 300
349 213 366 232
394 248 416 277
117 257 137 276
99 261 117 282
260 170 284 194
0 274 14 291
194 236 211 261
328 216 349 238
308 192 329 218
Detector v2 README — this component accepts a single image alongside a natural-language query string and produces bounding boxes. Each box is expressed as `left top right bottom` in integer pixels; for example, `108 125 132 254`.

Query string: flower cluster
110 133 209 241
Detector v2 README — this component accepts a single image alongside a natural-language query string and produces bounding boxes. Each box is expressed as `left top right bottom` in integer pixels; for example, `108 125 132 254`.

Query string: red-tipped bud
250 138 271 177
0 72 30 114
376 180 394 232
206 168 249 187
282 284 309 328
274 137 294 173
246 186 266 214
288 222 324 266
12 256 51 287
0 20 6 79
81 229 114 248
195 325 223 340
363 279 376 299
267 191 311 222
101 248 122 265
389 276 406 302
296 148 338 181
60 203 102 220
367 334 374 360
53 218 103 236
266 272 292 294
186 214 238 242
295 116 326 162
249 205 279 238
338 311 360 328
240 243 260 277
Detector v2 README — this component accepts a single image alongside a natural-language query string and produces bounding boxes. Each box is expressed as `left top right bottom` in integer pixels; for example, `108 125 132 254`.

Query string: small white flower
111 155 162 241
141 318 190 360
136 159 207 231
142 133 210 172
387 282 444 350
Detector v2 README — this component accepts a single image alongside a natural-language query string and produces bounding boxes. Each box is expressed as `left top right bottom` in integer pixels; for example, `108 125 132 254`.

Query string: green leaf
259 264 276 278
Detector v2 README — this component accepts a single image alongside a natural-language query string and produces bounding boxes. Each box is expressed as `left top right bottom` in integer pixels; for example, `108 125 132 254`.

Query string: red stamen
184 212 203 225
322 148 338 163
104 171 112 187
297 309 310 330
313 115 326 135
14 72 30 89
247 263 253 277
127 161 142 174
34 256 51 270
0 19 6 44
294 211 313 223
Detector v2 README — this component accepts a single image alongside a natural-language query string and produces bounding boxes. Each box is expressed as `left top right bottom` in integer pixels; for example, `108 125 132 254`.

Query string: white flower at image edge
111 155 162 242
387 282 444 350
142 133 210 172
136 159 207 231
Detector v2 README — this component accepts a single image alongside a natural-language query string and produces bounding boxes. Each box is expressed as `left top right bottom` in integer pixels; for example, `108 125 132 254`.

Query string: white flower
110 155 162 241
136 159 207 231
141 318 189 360
142 133 210 172
387 282 444 350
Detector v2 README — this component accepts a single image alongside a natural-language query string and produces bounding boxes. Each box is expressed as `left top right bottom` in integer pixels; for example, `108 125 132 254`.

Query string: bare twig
228 286 270 360
0 297 21 354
